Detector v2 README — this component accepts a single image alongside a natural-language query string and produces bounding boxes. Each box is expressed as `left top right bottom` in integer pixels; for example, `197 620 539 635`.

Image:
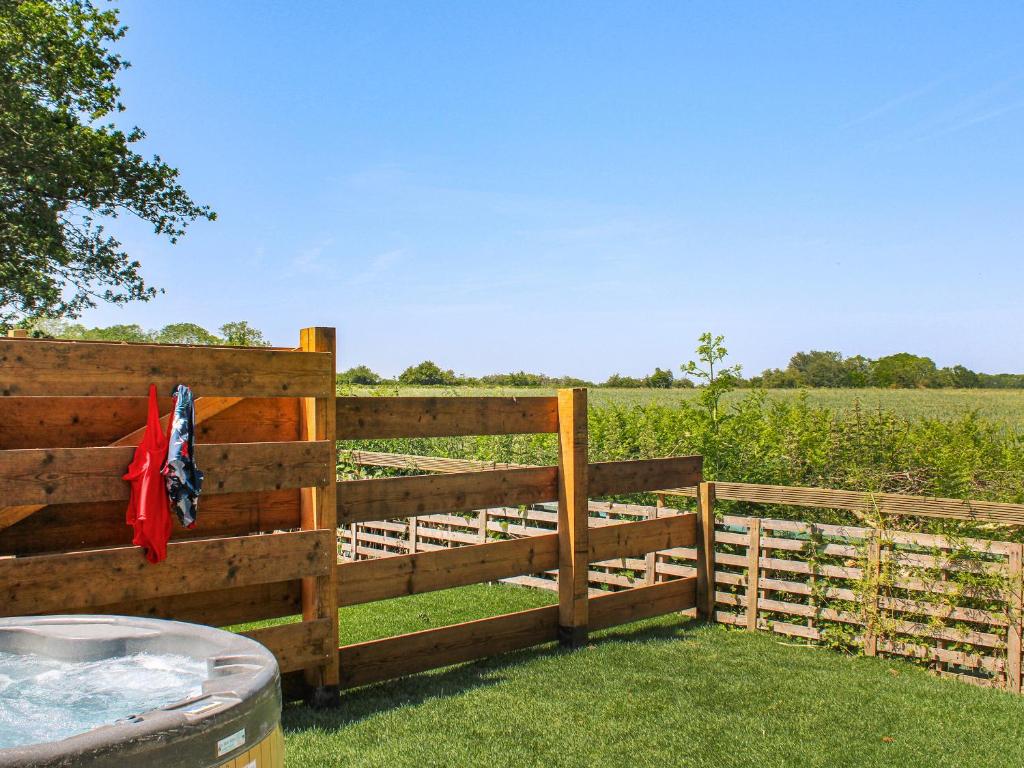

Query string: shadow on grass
283 615 704 734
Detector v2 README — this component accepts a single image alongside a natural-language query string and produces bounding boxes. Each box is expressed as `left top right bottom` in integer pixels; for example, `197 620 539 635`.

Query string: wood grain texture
0 489 301 557
588 456 703 497
241 619 334 674
337 466 558 524
336 533 559 607
557 388 589 645
589 577 697 631
0 529 332 617
0 440 333 509
588 513 696 562
338 605 559 688
695 481 716 620
0 338 332 398
337 396 558 439
664 481 1024 525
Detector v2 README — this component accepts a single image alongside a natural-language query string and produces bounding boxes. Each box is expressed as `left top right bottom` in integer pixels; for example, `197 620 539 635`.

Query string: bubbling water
0 650 206 748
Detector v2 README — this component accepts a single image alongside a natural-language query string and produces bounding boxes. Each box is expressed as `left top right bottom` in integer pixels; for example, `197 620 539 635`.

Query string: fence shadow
282 614 703 733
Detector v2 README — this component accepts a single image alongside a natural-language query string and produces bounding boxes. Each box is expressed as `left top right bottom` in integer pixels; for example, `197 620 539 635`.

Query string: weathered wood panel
241 619 334 674
337 466 559 524
665 482 1024 525
588 456 702 497
0 529 332 617
337 396 558 439
0 489 302 557
338 605 559 688
588 513 696 562
336 533 559 607
0 440 333 507
0 338 331 398
589 577 697 631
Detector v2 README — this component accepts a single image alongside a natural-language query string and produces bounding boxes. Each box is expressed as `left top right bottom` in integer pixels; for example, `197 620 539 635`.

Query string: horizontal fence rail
0 440 333 507
664 481 1024 526
337 396 559 439
0 337 333 398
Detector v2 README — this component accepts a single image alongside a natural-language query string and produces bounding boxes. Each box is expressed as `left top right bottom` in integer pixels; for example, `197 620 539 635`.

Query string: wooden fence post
645 495 663 586
557 388 589 648
746 517 761 631
299 327 340 705
408 516 418 553
1006 544 1023 692
479 508 489 543
864 530 881 657
696 481 716 620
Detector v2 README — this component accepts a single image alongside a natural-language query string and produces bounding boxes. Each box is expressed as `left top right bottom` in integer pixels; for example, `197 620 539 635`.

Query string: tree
398 360 458 386
871 353 938 388
0 0 214 328
219 321 268 347
644 367 674 389
603 373 644 388
154 322 220 345
682 332 742 427
338 365 382 385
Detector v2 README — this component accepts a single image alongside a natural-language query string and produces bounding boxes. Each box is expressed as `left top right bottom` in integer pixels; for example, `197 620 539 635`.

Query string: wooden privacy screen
665 482 1024 692
0 334 704 699
333 388 703 688
0 330 341 696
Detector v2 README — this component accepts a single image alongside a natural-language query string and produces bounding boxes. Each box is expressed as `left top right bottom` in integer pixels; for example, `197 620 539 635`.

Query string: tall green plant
682 332 742 428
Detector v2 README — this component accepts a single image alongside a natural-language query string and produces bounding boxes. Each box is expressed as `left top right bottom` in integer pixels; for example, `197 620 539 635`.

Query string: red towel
123 384 173 563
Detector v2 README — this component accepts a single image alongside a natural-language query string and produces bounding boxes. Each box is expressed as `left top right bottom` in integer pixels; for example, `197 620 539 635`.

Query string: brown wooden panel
337 466 559 524
240 619 333 673
338 605 559 688
0 529 332 617
0 397 300 451
0 490 302 557
0 338 332 398
88 581 302 626
667 482 1024 525
588 513 697 562
588 456 703 497
0 440 333 507
336 396 558 439
336 533 559 607
589 577 697 631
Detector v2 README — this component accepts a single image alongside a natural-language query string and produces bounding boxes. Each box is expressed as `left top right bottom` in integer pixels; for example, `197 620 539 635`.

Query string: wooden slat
336 466 558 525
665 482 1024 525
338 605 560 688
0 338 332 398
588 456 702 497
337 396 558 439
0 441 333 508
588 514 697 562
345 450 529 473
95 581 302 626
0 529 332 617
0 489 302 557
589 577 697 631
336 533 559 606
240 618 333 674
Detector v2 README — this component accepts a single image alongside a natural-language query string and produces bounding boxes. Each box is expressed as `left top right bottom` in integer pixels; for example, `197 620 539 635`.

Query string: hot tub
0 616 282 768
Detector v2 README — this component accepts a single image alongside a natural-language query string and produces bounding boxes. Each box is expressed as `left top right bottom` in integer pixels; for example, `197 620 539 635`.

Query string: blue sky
85 1 1024 378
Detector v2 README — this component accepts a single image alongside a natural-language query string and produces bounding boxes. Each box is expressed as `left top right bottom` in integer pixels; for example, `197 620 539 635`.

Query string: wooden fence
0 329 340 699
346 451 1024 692
0 330 703 701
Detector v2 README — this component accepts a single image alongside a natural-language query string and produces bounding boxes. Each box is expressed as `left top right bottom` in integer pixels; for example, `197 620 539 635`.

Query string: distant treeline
22 322 1023 389
346 351 1024 389
23 320 270 347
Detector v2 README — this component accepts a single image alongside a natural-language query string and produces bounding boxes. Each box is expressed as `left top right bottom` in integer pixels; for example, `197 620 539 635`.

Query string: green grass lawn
279 584 1024 767
346 385 1024 426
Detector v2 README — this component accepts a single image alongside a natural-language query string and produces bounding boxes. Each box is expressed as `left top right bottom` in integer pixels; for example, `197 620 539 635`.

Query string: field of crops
346 386 1024 427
